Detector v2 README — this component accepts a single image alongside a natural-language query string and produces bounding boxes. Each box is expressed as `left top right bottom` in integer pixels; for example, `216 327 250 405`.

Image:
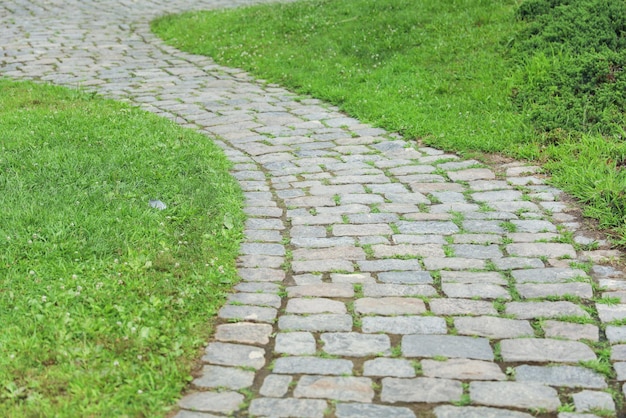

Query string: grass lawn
152 0 626 244
0 79 245 417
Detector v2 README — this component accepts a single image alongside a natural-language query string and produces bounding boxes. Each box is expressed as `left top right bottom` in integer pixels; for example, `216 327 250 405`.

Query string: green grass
152 0 626 244
0 79 245 416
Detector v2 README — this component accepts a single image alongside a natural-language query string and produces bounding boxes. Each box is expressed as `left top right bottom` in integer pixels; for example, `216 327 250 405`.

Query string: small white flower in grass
137 390 143 394
72 274 77 279
113 361 119 367
29 270 35 275
41 295 47 302
137 355 142 360
174 262 180 268
77 286 82 292
116 321 122 326
218 265 225 274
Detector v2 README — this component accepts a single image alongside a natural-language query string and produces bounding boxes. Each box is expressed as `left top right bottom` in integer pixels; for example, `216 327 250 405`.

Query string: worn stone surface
179 391 244 414
275 332 316 355
260 374 292 398
214 322 273 345
294 376 374 403
454 316 534 339
249 398 327 418
515 365 607 388
430 299 498 316
278 314 353 332
500 339 596 363
355 297 426 315
542 321 599 342
363 358 416 378
272 357 353 376
218 305 277 323
286 298 347 314
381 377 463 403
505 301 589 319
572 390 616 413
470 382 560 411
192 365 255 390
335 403 416 418
321 333 390 357
433 406 534 418
362 316 446 335
203 342 265 370
402 335 494 360
422 358 506 381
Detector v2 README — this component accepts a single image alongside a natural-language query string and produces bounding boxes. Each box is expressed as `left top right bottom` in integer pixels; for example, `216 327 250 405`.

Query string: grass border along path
0 79 245 417
152 0 626 245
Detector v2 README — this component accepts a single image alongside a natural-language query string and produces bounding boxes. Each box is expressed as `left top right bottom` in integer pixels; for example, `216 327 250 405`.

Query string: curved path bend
2 1 626 417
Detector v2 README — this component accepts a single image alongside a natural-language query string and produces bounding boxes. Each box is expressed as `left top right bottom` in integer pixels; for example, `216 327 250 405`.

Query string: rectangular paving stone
249 398 327 418
275 332 316 355
396 220 459 235
321 332 390 357
462 220 505 234
441 271 506 285
472 190 523 202
511 219 557 233
372 243 445 258
363 284 437 297
450 244 502 259
512 268 588 283
333 223 392 236
260 374 293 398
492 257 545 270
278 314 353 332
272 356 353 375
506 243 577 259
218 305 277 323
500 338 596 363
378 271 433 284
470 381 560 412
215 322 273 345
402 335 494 360
238 254 284 269
202 342 265 370
288 283 354 298
442 283 510 300
597 304 626 322
505 301 589 319
238 268 285 282
347 213 398 224
293 246 366 261
572 390 616 413
381 377 463 403
291 236 355 248
423 257 486 270
335 403 416 418
430 299 498 316
448 168 495 181
515 365 607 389
433 406 534 418
542 320 599 342
606 325 626 343
363 358 416 378
362 316 446 335
518 283 593 299
331 273 376 283
192 365 255 390
235 282 280 293
179 392 244 415
454 316 534 339
227 292 282 308
294 376 374 403
357 259 422 272
240 243 285 256
317 204 371 215
287 298 346 314
292 259 355 273
422 358 506 381
355 297 426 315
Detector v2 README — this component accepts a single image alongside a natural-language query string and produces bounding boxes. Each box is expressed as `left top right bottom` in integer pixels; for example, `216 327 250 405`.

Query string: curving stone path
2 1 626 417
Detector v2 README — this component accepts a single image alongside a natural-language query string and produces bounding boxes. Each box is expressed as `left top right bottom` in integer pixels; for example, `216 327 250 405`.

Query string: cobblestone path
2 1 626 417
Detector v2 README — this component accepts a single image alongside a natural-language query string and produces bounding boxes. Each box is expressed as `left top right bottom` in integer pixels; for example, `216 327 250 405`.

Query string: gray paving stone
240 242 285 256
363 316 446 335
506 243 577 258
470 381 560 411
542 321 599 342
288 283 354 298
512 268 588 283
612 344 626 360
454 316 534 339
294 273 324 285
451 244 502 259
454 234 503 244
441 271 506 284
423 257 486 270
442 283 510 300
279 314 353 332
238 267 285 282
505 301 589 319
606 325 626 343
433 405 534 418
347 213 398 224
363 284 437 297
362 358 416 378
272 356 353 375
500 338 596 363
286 298 346 314
172 411 221 418
462 220 506 234
422 358 506 380
335 403 416 418
227 292 282 308
214 322 273 345
192 365 255 390
275 332 316 355
597 303 626 322
515 365 607 388
249 398 327 418
321 332 390 357
448 168 495 181
472 190 523 202
392 234 447 244
491 201 540 212
492 257 545 270
381 377 463 403
511 219 557 233
218 305 277 323
292 259 355 273
331 272 376 283
615 362 626 381
430 298 498 316
294 376 374 402
357 259 423 272
572 390 615 413
372 243 445 258
377 271 433 284
238 254 284 268
179 391 244 414
291 225 327 238
202 342 265 370
517 282 593 299
355 297 426 315
396 220 459 235
260 374 293 397
292 246 365 261
402 335 493 360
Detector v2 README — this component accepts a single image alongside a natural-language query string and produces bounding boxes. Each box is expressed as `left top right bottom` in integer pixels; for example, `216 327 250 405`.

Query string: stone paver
3 2 623 415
